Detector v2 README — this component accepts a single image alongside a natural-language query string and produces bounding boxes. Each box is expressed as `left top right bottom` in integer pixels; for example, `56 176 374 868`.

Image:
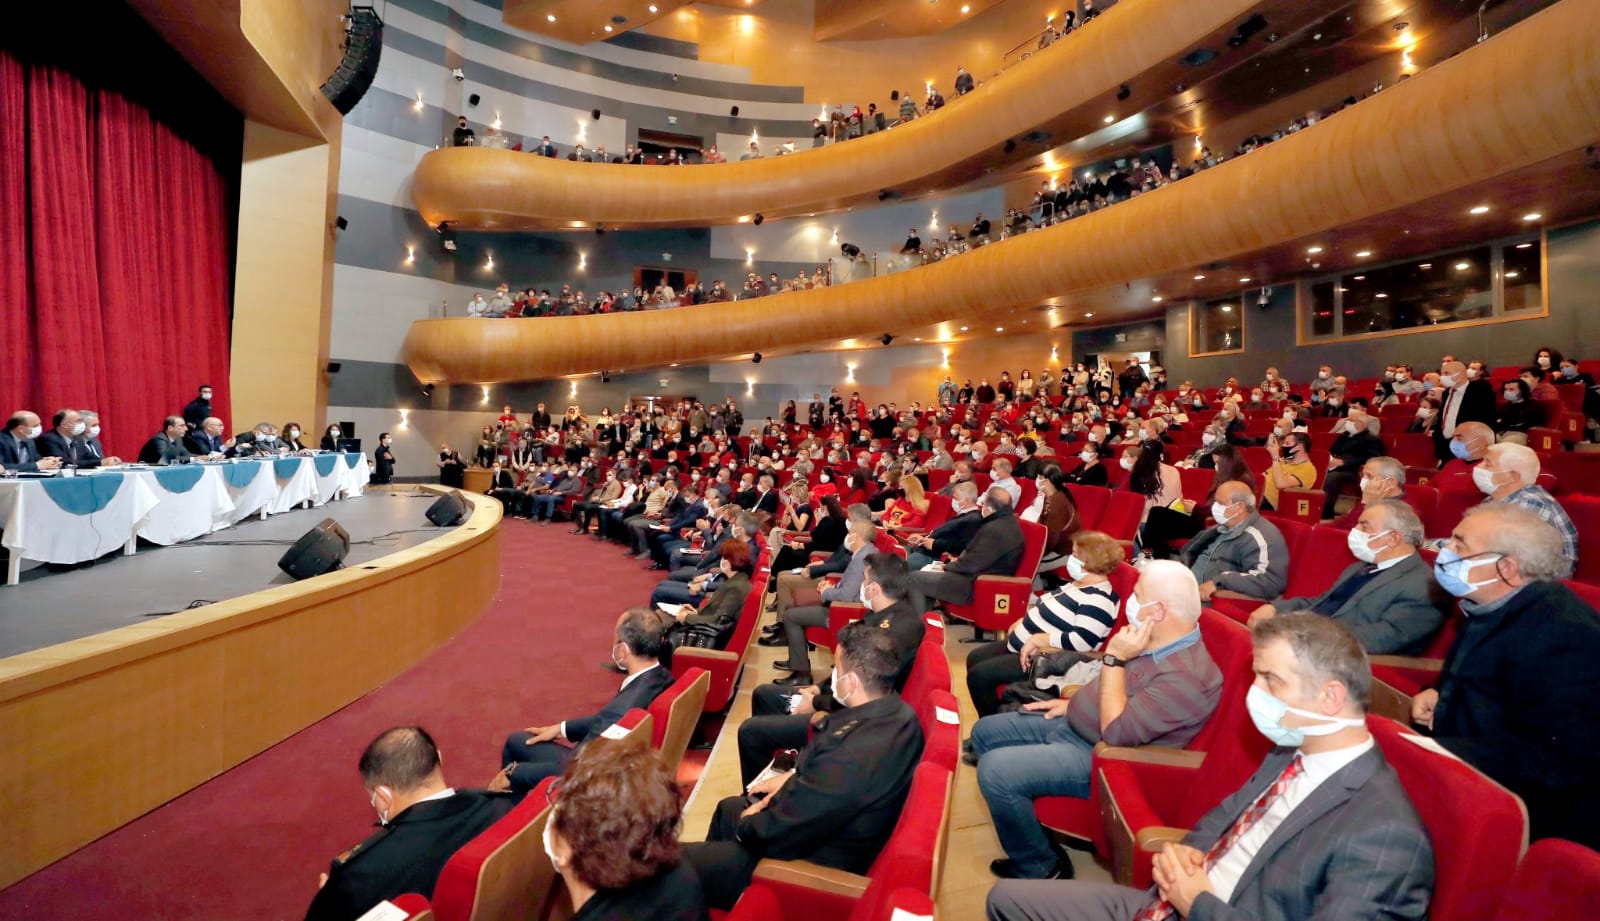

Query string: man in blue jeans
968 561 1222 879
530 464 583 522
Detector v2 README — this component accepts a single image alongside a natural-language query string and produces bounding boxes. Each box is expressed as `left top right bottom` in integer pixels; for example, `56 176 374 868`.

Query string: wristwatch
1101 653 1128 668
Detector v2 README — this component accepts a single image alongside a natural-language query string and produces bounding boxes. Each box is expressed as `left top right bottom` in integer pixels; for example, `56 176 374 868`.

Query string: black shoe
962 749 979 766
647 563 668 571
989 854 1073 880
772 659 806 672
773 672 813 687
757 634 786 647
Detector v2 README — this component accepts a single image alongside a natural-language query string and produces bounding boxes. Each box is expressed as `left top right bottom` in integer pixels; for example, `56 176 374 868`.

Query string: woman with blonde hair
882 474 930 531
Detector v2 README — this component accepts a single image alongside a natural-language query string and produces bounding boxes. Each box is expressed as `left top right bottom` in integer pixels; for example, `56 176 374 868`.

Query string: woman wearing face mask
320 423 346 452
665 541 754 648
1494 378 1539 444
1141 446 1255 559
1180 424 1228 469
1530 346 1563 374
1031 469 1083 580
1406 395 1442 435
541 737 704 921
771 495 845 572
1065 441 1108 487
962 531 1123 717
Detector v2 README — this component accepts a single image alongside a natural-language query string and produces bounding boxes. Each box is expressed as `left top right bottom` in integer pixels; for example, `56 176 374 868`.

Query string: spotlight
421 383 435 397
753 213 764 226
1116 84 1131 101
600 371 612 383
890 89 900 101
880 333 895 346
591 108 601 120
1002 139 1017 154
752 353 763 364
595 224 606 235
730 105 740 116
335 215 348 231
451 68 464 82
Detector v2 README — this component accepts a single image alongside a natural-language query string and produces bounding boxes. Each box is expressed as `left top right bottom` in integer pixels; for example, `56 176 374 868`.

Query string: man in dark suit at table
138 416 193 465
987 613 1435 921
183 416 232 458
1249 500 1450 656
303 726 513 921
490 607 675 797
912 487 1025 605
67 410 120 467
1 411 61 473
38 408 119 470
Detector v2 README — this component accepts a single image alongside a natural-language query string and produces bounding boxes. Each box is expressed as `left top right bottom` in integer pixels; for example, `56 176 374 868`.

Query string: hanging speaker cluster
321 6 385 116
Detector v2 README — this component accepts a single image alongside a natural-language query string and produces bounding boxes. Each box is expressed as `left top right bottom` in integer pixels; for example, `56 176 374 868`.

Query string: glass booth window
1191 295 1244 355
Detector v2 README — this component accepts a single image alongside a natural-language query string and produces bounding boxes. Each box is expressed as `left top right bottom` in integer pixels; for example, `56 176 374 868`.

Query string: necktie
1133 754 1305 921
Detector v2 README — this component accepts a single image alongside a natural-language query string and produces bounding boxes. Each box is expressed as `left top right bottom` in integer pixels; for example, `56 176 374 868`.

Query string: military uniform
302 790 513 921
684 693 924 910
738 599 926 786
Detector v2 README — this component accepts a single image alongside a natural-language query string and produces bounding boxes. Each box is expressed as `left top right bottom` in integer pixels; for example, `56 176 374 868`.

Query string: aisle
0 519 670 920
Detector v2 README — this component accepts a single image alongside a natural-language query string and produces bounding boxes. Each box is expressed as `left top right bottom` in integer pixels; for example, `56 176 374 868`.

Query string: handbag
664 619 734 650
997 648 1098 713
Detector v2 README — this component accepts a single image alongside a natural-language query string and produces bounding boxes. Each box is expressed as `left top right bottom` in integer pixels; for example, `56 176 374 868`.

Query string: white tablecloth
0 453 372 585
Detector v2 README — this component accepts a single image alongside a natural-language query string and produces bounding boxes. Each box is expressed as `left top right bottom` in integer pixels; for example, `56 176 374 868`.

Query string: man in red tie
985 614 1435 921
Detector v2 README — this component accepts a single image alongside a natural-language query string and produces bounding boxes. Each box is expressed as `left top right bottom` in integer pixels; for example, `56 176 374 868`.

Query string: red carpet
0 520 695 920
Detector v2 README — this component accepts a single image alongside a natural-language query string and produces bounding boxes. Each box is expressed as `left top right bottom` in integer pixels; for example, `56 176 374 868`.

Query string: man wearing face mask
773 518 878 686
937 458 977 497
1 411 62 473
1309 365 1339 398
1474 443 1578 562
1180 480 1289 602
304 726 512 921
989 613 1435 921
38 408 101 469
181 384 213 430
684 623 923 911
1261 430 1317 513
905 480 985 569
138 415 193 466
738 554 925 786
913 488 1026 606
972 561 1220 882
1328 456 1408 530
1319 402 1384 519
1433 360 1497 464
1250 501 1449 655
490 608 675 797
1414 504 1600 849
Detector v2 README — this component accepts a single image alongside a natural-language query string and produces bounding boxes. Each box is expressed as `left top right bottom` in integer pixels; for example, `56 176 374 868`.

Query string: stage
0 489 454 659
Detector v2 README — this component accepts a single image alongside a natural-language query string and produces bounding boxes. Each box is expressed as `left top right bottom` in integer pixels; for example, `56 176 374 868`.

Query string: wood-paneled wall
0 490 502 888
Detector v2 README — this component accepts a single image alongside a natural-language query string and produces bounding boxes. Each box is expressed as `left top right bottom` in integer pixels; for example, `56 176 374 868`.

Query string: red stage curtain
0 38 236 460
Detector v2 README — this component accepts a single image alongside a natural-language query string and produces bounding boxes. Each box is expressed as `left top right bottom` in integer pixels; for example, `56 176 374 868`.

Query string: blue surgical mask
1563 366 1578 379
1246 685 1366 748
1433 548 1504 598
1449 439 1473 462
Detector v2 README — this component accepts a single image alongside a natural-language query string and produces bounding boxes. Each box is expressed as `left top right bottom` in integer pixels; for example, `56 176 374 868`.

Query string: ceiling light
1469 205 1490 214
1375 293 1389 299
959 325 969 331
961 3 970 11
995 326 1005 332
1306 245 1323 254
738 215 751 223
1103 115 1115 124
1193 274 1205 280
1151 295 1163 303
1355 250 1372 258
649 4 658 10
1516 242 1534 249
913 337 923 341
604 25 613 32
1239 276 1251 283
546 13 556 22
1085 312 1095 318
1419 263 1433 269
1505 271 1521 279
1522 213 1542 222
1220 305 1233 312
1454 261 1470 270
1353 275 1366 281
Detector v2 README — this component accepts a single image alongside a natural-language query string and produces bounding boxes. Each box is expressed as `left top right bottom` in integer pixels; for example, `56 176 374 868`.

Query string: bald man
1 412 61 473
1476 443 1579 562
1434 360 1497 464
1180 480 1289 601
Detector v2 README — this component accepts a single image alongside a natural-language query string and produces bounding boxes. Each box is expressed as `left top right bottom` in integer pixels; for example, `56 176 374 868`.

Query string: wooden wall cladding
403 0 1600 384
0 490 502 888
411 0 1273 230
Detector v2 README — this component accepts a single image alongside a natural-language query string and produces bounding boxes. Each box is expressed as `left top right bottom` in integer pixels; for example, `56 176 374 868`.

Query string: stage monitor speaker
278 518 351 580
426 490 468 526
321 7 384 116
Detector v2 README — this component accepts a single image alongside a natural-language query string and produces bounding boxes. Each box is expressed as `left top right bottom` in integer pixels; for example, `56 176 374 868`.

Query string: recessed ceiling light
1419 263 1433 269
1151 295 1163 303
995 326 1005 332
913 337 922 341
959 325 969 331
1355 250 1372 258
649 4 658 11
1306 245 1324 254
1469 205 1491 214
1353 275 1366 281
1239 276 1251 283
1454 261 1471 270
1103 115 1115 124
737 215 751 223
960 3 970 11
546 13 556 22
1375 293 1389 299
1085 312 1095 318
1220 304 1233 312
1515 242 1534 249
1505 271 1521 279
1193 274 1205 280
604 25 613 31
1522 213 1542 222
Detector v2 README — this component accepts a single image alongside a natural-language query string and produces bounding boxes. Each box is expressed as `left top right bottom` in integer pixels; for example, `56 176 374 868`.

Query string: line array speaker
321 7 384 116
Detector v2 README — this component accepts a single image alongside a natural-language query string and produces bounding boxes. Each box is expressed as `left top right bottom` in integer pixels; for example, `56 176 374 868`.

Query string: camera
451 68 464 82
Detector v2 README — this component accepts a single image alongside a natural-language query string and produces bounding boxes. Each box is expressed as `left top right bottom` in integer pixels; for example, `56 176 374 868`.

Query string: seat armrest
1367 654 1443 672
1135 825 1193 852
751 859 871 898
672 648 738 669
1094 745 1207 770
975 575 1035 587
1210 589 1268 602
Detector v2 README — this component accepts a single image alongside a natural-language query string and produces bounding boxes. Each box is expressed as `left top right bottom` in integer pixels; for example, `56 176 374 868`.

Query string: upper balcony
411 0 1348 231
402 0 1600 384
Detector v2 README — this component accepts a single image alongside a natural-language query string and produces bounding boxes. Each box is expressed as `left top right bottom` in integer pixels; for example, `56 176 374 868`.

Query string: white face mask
70 421 86 436
1123 591 1147 631
1087 432 1101 443
1212 501 1233 523
1466 368 1481 380
27 425 42 439
1066 555 1087 582
1079 451 1095 463
1439 374 1457 388
331 429 341 438
859 581 873 605
1472 465 1503 495
1201 432 1217 446
1358 476 1373 494
88 425 101 438
1347 527 1393 563
1120 457 1135 471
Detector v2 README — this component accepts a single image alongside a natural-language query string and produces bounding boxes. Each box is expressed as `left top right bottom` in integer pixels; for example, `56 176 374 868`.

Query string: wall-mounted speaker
730 105 740 116
591 108 602 120
325 361 342 373
278 518 350 580
321 7 384 116
468 93 480 106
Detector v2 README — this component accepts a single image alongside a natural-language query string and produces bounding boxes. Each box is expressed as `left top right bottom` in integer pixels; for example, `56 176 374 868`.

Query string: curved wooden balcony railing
411 0 1333 230
403 0 1600 383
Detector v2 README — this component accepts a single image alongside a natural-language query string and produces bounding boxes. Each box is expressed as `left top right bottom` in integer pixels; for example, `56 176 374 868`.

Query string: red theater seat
1208 518 1311 622
672 572 768 713
649 667 710 771
728 877 935 921
1369 716 1529 921
917 688 961 774
901 632 954 717
1097 490 1147 543
1558 494 1600 584
382 894 435 920
1492 839 1600 921
944 519 1048 640
1065 484 1111 530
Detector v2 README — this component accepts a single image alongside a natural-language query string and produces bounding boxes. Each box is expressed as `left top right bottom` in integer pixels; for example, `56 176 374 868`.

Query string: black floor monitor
278 518 351 580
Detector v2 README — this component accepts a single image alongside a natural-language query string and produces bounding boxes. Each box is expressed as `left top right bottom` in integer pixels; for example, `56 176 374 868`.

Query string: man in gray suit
988 613 1434 921
913 487 1025 605
1248 500 1450 656
773 518 876 686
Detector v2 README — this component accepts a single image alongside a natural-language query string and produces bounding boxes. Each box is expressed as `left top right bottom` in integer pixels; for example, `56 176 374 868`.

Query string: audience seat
1389 432 1438 469
1427 488 1483 540
649 667 710 772
805 601 866 651
1269 487 1324 527
1556 410 1586 446
1491 839 1600 921
1557 494 1600 584
1036 610 1259 852
1368 715 1529 921
917 688 962 773
431 779 565 921
727 879 935 921
374 894 434 920
1096 490 1146 544
944 519 1048 640
672 573 768 713
1065 484 1111 531
1398 484 1438 525
1208 518 1312 621
741 762 952 921
1542 451 1600 497
1178 467 1215 506
1527 427 1562 454
901 632 954 715
1213 525 1355 627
